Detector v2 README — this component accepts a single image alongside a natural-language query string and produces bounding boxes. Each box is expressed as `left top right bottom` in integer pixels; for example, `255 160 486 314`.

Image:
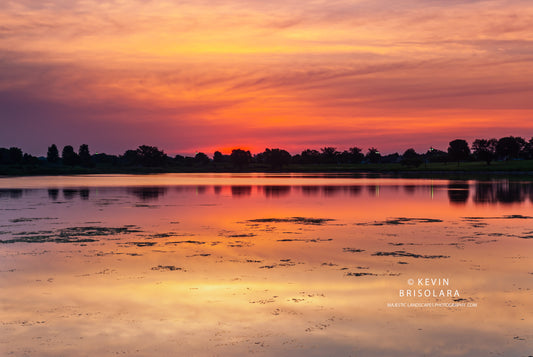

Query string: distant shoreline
1 160 533 179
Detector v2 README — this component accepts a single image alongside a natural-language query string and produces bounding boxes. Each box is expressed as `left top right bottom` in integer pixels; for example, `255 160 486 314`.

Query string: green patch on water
247 217 334 225
0 225 142 244
356 217 443 226
372 250 449 259
151 265 184 271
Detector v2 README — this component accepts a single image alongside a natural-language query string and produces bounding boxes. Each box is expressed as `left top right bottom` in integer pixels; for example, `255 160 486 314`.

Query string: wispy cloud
1 0 532 154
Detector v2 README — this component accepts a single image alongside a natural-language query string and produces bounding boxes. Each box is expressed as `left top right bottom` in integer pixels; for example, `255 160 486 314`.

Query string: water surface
1 174 531 356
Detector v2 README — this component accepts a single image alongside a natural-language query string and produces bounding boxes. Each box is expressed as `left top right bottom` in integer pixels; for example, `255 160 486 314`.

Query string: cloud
1 0 532 155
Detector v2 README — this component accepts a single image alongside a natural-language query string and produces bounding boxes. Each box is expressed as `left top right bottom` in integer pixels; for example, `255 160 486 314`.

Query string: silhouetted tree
263 148 291 169
496 136 525 160
92 153 119 165
213 151 224 163
194 152 210 166
78 144 93 167
401 148 423 167
121 150 139 166
136 145 167 167
526 137 533 159
320 147 339 164
300 149 321 164
173 154 186 166
62 145 79 166
381 153 401 163
425 147 448 163
230 149 251 169
47 144 59 163
447 139 470 166
22 153 39 165
348 147 364 163
0 148 9 165
472 138 497 165
366 147 381 163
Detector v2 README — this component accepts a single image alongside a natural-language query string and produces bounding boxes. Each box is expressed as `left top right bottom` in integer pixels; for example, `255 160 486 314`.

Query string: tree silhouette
300 149 321 164
472 139 497 165
78 144 93 167
230 149 251 169
47 144 59 163
213 151 224 163
526 138 533 159
425 148 448 163
366 147 381 163
263 148 291 169
401 148 423 167
320 147 339 164
348 147 364 163
136 145 167 167
62 145 79 166
7 147 23 164
194 152 210 166
496 136 525 160
447 139 470 166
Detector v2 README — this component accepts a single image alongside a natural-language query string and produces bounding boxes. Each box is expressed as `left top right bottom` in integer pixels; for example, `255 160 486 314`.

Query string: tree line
1 136 532 170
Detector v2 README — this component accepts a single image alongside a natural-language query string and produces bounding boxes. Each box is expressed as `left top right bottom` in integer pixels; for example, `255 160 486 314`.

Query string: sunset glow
2 0 533 155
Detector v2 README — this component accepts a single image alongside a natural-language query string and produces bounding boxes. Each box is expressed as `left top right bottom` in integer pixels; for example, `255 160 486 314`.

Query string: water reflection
448 182 470 204
0 188 23 199
3 180 533 205
128 186 168 201
231 185 252 197
1 174 531 357
48 188 59 200
261 185 291 198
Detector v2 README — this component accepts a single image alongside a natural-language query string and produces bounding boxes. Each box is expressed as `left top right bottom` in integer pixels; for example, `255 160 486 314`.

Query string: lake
0 173 532 356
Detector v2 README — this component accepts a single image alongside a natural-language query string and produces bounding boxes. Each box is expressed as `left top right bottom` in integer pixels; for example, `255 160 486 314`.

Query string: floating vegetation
9 217 58 223
12 230 53 236
345 272 376 277
226 233 256 238
463 215 533 220
59 226 142 237
356 217 443 226
151 265 183 271
342 248 365 253
249 299 276 304
227 241 254 247
372 250 449 259
147 233 176 238
247 217 334 225
218 230 257 238
277 238 332 243
128 241 157 247
0 225 141 244
0 236 98 244
321 262 338 266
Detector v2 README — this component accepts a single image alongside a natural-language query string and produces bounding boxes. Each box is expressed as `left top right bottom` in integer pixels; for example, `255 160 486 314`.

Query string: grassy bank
1 160 532 177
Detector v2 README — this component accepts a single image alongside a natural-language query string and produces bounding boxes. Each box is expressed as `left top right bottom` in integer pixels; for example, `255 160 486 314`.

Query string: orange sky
1 0 533 156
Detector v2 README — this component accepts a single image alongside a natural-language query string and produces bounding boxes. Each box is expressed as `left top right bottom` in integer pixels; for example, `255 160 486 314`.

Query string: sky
1 0 533 157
